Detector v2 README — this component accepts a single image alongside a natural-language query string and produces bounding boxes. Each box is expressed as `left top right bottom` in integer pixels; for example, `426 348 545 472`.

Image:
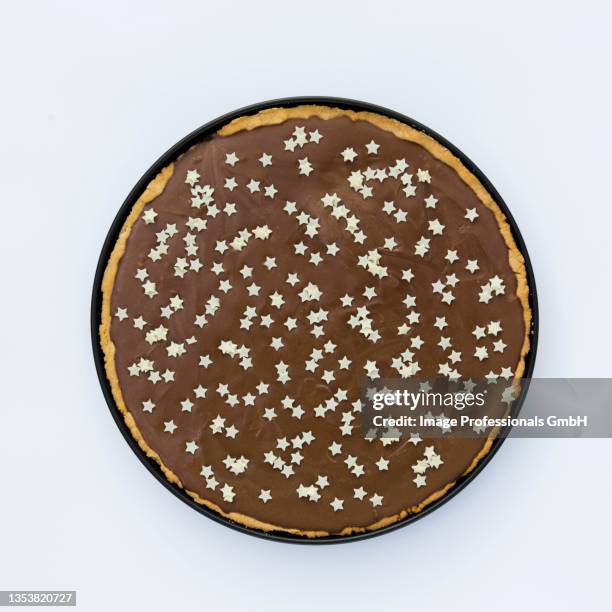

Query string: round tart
99 104 532 537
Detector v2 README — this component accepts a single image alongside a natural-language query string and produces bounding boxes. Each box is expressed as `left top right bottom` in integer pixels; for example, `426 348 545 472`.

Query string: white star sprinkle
185 440 199 454
225 152 239 167
259 489 272 503
259 153 272 167
365 140 380 154
330 497 344 512
298 157 313 176
465 208 479 222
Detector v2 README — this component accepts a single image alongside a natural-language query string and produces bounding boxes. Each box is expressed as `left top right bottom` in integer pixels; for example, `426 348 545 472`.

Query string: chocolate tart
94 99 536 540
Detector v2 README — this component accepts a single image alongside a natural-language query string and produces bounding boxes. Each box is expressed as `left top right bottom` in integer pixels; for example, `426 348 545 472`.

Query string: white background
1 1 611 610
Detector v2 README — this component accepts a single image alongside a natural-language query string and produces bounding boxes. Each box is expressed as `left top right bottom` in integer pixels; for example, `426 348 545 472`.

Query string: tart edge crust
99 105 532 538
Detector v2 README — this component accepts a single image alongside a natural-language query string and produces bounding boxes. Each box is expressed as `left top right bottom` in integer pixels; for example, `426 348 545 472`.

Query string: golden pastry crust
100 105 532 538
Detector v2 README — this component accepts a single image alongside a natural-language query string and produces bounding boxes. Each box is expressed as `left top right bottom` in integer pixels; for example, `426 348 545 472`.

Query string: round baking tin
91 96 539 544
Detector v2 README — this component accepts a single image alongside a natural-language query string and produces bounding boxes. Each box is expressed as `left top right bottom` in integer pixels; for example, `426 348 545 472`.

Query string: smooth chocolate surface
105 112 528 534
